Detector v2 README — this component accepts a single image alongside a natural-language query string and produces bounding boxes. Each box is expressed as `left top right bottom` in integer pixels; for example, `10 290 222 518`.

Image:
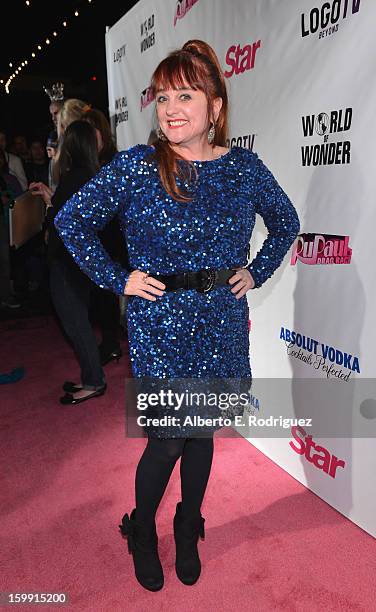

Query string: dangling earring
156 126 167 141
208 122 215 144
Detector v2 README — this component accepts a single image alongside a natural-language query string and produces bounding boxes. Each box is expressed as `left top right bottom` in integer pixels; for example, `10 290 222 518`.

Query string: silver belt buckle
197 269 217 293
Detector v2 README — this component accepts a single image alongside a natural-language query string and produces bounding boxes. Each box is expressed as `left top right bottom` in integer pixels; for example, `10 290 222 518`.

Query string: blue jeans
49 259 105 390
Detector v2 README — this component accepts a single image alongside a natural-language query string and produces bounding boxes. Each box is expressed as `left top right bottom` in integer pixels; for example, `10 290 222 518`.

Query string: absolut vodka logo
301 107 352 166
301 0 361 40
280 327 361 380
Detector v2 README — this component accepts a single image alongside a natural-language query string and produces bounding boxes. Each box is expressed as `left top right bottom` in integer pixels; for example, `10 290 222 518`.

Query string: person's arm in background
29 182 53 207
247 155 300 288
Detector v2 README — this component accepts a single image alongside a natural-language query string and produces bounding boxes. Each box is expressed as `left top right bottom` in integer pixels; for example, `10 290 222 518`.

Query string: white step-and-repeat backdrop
105 0 376 538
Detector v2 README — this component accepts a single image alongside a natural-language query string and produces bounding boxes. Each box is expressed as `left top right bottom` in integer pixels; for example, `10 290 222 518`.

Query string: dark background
0 0 138 141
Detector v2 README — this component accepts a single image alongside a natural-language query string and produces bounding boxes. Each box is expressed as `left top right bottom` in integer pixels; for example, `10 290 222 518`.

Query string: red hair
150 40 228 201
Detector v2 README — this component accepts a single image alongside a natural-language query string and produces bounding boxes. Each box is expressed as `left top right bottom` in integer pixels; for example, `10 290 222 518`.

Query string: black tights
135 436 214 523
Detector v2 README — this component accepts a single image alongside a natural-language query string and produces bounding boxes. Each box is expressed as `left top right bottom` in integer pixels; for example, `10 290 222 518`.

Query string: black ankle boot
173 502 205 585
119 509 164 591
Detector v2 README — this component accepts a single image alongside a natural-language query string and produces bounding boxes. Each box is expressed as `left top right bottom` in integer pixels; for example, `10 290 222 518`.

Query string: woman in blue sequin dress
55 40 299 591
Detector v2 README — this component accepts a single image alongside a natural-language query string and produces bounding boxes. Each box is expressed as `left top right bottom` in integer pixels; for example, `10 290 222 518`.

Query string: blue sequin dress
55 145 299 437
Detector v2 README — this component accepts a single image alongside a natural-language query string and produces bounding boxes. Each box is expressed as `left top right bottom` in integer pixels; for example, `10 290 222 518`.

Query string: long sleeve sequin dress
55 145 300 437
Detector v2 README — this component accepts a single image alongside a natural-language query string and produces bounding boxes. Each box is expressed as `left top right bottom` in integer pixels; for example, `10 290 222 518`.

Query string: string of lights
1 0 93 94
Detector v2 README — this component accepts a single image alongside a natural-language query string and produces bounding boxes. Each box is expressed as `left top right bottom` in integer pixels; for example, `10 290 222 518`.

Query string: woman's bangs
152 56 203 93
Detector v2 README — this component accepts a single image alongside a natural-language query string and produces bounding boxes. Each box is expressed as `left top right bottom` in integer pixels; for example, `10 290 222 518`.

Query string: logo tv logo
301 0 361 38
113 44 126 63
291 234 352 266
226 134 256 151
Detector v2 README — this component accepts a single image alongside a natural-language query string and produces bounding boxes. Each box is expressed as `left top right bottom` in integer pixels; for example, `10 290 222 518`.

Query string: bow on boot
119 513 136 553
173 502 206 585
119 508 164 592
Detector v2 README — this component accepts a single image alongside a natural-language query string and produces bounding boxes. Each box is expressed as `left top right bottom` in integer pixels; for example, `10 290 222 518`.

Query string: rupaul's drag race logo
290 426 346 478
291 233 352 265
140 86 155 112
173 0 199 26
301 0 361 40
301 107 352 166
224 41 261 78
280 327 360 380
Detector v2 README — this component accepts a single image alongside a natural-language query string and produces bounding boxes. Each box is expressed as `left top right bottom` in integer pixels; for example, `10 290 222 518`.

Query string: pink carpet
1 316 375 611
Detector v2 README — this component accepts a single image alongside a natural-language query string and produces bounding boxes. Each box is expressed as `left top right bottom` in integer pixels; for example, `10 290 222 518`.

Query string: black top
47 167 93 275
48 165 129 276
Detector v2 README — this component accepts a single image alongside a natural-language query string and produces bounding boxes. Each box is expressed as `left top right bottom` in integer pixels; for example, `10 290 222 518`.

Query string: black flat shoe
100 348 123 366
59 385 107 405
63 381 83 393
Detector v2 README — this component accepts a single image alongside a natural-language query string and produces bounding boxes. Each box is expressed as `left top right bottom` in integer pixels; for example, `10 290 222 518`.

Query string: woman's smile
167 120 189 128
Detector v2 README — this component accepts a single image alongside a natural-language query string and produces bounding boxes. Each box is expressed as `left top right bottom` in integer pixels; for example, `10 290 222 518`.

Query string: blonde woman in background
57 98 89 137
30 99 89 206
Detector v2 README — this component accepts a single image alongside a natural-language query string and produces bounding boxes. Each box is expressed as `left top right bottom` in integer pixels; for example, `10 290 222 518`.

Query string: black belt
154 268 236 293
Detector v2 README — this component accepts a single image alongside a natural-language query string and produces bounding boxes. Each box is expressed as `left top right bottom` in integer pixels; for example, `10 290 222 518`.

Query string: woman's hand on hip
228 268 255 299
124 270 166 301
